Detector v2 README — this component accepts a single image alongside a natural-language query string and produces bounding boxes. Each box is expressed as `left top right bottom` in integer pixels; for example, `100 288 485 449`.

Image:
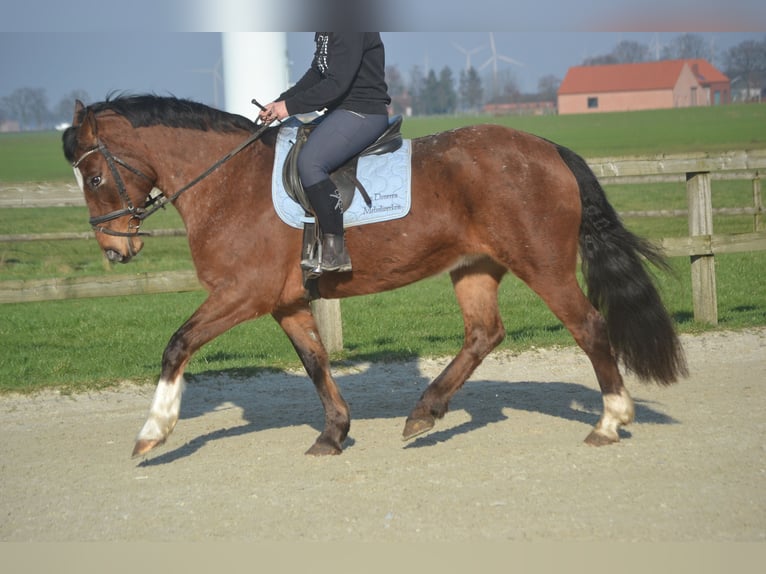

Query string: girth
282 114 403 214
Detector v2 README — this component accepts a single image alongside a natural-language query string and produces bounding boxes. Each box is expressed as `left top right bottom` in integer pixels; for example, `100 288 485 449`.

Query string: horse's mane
79 94 258 133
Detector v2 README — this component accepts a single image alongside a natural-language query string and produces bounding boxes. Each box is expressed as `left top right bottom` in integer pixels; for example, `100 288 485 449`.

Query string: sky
3 32 763 114
1 1 764 119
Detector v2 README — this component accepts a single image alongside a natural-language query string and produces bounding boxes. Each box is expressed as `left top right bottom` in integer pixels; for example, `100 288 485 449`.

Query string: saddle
282 114 403 213
280 114 403 299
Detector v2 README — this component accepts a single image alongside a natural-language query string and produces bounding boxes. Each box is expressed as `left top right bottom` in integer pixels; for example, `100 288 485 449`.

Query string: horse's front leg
132 292 259 458
273 304 350 455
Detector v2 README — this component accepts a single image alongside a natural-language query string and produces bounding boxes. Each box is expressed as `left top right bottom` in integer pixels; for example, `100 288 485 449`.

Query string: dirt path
1 328 764 541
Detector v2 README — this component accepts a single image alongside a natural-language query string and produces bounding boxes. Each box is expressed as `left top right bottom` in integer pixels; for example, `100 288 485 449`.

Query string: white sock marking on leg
597 387 635 438
136 376 186 442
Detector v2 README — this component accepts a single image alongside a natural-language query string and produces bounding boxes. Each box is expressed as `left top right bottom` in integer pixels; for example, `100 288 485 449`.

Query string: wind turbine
452 41 485 72
479 32 523 95
192 57 223 108
707 33 717 62
649 33 665 61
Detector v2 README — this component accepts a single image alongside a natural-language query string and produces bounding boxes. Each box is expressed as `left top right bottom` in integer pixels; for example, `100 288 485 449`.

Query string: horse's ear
76 108 98 146
72 100 85 126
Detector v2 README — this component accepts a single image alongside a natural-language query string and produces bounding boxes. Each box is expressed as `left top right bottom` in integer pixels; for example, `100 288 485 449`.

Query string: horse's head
62 100 157 263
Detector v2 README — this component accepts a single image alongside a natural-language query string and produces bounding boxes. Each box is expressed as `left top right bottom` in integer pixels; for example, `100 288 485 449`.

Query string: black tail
556 145 687 384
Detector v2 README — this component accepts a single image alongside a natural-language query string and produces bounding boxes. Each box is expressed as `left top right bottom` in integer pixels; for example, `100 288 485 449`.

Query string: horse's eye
89 175 102 188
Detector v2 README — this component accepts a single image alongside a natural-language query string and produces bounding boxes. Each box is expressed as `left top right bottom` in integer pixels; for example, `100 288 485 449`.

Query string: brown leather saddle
282 114 404 214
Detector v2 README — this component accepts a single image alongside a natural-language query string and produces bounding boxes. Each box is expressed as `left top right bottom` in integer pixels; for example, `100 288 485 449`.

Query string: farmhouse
0 120 21 133
557 59 731 115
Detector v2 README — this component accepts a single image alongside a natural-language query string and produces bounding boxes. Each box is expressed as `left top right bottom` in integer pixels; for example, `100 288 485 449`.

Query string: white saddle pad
271 119 412 229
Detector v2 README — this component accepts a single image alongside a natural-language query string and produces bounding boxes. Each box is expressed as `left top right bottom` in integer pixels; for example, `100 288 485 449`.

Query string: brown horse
62 95 686 458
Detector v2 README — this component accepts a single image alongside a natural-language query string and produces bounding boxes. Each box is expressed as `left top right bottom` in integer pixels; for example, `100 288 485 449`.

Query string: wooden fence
588 149 766 325
2 150 765 342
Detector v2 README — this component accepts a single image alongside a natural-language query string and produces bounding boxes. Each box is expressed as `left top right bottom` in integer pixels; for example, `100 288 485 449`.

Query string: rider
259 32 391 273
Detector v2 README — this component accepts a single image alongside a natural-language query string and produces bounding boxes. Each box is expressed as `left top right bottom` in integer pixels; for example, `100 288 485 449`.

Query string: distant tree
582 54 618 66
661 33 712 61
385 65 408 115
459 67 483 112
408 65 426 115
612 40 650 63
417 68 458 115
582 40 649 67
1 87 49 129
723 37 766 100
501 73 521 102
584 34 715 68
500 69 521 102
537 75 561 101
420 69 441 115
435 66 457 114
484 68 520 103
53 90 90 125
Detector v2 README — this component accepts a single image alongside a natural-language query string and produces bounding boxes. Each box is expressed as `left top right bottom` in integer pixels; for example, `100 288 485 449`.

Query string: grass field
399 104 766 156
1 104 765 393
0 131 76 183
1 104 765 184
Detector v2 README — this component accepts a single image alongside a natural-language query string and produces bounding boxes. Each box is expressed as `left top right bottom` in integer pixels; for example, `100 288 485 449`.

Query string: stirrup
320 233 352 273
300 246 320 272
300 219 321 273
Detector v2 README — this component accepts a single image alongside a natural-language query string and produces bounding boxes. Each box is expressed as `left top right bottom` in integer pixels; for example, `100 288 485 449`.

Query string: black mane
79 94 258 133
63 94 262 163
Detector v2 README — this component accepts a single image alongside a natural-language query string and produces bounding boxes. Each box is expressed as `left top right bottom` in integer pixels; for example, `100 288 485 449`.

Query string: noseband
72 120 272 239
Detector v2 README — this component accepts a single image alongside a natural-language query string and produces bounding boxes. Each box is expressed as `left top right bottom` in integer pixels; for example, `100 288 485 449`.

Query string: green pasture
0 131 75 183
1 104 765 393
1 104 765 183
400 104 766 156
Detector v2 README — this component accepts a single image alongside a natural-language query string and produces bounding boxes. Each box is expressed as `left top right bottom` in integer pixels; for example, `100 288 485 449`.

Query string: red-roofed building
557 59 730 114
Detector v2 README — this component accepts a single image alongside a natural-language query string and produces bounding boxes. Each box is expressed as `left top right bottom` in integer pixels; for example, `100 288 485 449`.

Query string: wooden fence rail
2 151 766 332
0 269 201 303
0 228 187 242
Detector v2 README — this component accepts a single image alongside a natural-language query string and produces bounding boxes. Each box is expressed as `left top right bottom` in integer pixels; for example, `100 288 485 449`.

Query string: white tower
221 33 289 119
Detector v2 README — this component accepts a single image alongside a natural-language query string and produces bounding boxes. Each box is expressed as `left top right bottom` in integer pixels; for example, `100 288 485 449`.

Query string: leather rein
72 121 272 238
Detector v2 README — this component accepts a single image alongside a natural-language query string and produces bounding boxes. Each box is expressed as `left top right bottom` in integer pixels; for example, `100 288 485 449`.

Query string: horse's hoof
305 440 342 456
584 429 619 446
402 415 435 441
132 438 165 458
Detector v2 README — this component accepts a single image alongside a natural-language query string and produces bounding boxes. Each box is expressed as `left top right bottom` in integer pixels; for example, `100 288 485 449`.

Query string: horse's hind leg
403 260 506 440
273 304 350 455
527 275 635 445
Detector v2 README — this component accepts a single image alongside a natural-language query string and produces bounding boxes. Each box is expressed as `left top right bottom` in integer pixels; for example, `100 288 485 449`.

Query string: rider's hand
259 101 288 123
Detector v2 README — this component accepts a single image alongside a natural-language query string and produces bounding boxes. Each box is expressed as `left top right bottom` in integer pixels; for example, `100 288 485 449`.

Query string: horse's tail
556 144 687 385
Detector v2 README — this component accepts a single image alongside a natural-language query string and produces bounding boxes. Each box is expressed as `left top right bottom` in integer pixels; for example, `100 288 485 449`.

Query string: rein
73 121 272 238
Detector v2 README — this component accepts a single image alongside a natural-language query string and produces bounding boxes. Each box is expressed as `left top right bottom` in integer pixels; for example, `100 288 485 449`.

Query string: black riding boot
320 233 352 272
302 179 352 273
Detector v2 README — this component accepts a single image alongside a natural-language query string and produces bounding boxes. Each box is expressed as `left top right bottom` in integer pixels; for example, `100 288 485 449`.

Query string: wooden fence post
753 174 763 232
310 298 343 353
686 171 718 325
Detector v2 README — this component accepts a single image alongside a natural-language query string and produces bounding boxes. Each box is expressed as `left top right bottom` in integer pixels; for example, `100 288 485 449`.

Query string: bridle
73 143 156 238
72 120 273 239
